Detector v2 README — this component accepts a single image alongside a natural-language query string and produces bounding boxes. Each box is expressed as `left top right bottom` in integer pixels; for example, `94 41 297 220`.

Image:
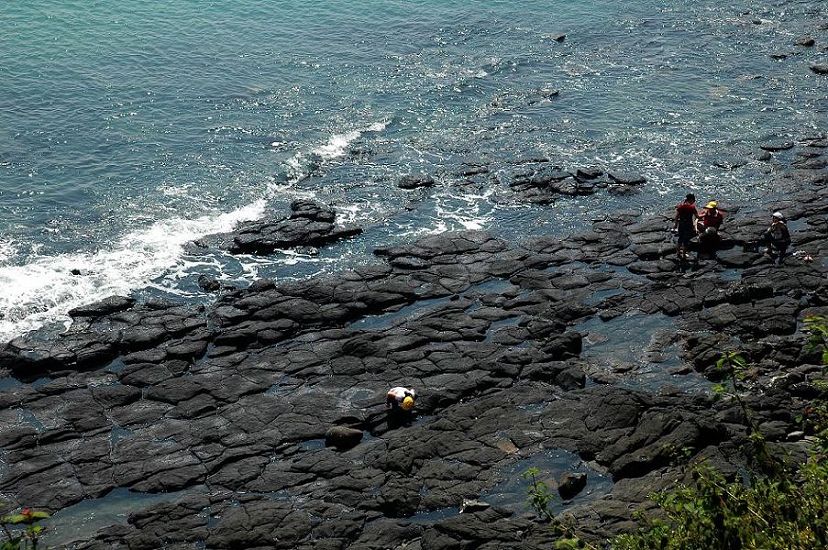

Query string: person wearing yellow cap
696 200 724 260
386 386 416 427
386 386 416 412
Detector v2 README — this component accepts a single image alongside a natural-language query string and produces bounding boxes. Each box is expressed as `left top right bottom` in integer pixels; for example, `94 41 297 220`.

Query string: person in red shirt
673 193 698 261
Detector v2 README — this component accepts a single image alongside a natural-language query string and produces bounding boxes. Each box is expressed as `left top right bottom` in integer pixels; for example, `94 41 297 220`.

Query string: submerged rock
197 275 222 292
760 140 794 152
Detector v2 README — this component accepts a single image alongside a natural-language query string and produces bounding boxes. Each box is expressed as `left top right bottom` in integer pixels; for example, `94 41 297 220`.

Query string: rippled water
1 0 826 339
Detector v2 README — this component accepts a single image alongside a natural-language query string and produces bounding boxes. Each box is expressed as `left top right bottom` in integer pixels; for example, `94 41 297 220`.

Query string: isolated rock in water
325 426 364 450
398 174 435 190
608 171 647 185
811 63 828 75
70 268 82 276
197 275 222 292
760 140 794 152
558 472 587 500
224 200 362 255
550 33 566 43
796 36 815 47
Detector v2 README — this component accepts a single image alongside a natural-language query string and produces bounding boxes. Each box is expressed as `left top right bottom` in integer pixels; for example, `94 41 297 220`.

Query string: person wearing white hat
760 211 791 264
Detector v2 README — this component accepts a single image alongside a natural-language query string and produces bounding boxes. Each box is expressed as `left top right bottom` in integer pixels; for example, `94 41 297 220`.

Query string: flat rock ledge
195 199 362 255
0 162 826 548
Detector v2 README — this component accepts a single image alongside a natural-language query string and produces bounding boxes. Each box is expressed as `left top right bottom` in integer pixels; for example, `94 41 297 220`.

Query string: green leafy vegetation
522 467 555 522
523 316 828 549
611 315 828 549
0 507 50 550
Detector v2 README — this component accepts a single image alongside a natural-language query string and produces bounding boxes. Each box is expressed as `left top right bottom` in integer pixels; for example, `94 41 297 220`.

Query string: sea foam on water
0 200 266 341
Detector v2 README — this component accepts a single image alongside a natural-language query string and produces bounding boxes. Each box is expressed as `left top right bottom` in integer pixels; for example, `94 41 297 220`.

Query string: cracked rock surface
0 152 827 548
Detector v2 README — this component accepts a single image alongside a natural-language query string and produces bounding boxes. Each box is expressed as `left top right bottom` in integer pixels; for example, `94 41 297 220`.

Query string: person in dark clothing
759 211 791 264
696 200 724 260
673 193 698 261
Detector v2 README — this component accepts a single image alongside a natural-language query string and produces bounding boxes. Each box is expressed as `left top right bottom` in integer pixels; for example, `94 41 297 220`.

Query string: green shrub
522 467 555 522
611 459 828 549
611 316 828 549
1 507 50 550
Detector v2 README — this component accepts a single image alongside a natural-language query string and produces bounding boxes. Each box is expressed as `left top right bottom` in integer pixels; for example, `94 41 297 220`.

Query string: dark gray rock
576 167 604 180
1 165 826 548
796 36 815 47
608 172 646 185
197 275 222 292
325 426 364 450
558 472 587 500
68 296 135 318
203 200 364 255
760 140 794 152
398 174 436 190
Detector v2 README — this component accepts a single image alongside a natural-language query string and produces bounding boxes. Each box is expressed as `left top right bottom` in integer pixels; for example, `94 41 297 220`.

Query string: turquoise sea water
0 0 826 339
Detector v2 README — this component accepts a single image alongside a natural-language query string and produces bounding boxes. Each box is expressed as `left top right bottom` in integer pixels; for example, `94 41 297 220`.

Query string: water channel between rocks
409 448 613 524
41 487 199 548
576 310 710 393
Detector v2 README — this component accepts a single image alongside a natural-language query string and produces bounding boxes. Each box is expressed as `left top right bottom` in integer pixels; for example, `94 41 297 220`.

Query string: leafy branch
0 507 50 550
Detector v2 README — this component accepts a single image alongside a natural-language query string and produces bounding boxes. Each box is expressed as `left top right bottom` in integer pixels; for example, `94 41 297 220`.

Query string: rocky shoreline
0 144 827 548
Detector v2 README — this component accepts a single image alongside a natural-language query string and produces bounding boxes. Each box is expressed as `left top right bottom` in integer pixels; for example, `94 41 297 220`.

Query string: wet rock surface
195 199 362 255
507 161 646 204
0 150 826 548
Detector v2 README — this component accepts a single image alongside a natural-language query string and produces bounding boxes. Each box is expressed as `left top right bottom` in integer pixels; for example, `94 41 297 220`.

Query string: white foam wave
279 120 390 186
312 120 389 160
0 240 16 265
0 200 266 342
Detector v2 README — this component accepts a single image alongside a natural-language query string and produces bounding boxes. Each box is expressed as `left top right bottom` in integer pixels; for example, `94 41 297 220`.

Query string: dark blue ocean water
1 0 826 339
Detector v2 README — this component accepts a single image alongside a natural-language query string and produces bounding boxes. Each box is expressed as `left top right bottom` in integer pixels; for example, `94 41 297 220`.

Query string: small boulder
795 36 815 47
197 275 222 292
550 33 566 43
760 140 794 152
810 64 828 75
558 472 587 500
324 426 363 450
398 174 435 190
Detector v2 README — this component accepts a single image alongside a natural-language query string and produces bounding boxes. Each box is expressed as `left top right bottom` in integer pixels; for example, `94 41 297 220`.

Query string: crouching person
386 386 416 428
759 211 791 264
